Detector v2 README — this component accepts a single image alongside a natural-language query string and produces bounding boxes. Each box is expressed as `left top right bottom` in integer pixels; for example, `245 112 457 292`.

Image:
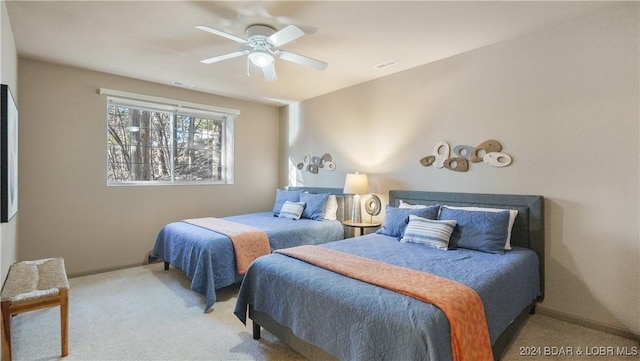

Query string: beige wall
17 58 280 277
0 0 18 282
281 4 639 335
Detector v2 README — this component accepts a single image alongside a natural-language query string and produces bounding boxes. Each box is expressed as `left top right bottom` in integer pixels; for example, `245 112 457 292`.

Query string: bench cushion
1 258 69 304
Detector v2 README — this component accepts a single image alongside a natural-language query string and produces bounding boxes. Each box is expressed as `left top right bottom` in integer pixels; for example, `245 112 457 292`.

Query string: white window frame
101 88 238 186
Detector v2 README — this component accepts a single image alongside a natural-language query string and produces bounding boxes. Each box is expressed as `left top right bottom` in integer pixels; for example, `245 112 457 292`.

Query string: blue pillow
438 207 510 254
272 189 303 215
376 205 440 238
300 192 330 221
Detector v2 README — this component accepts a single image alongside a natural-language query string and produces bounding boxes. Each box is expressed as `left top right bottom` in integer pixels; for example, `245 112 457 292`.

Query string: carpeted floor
5 263 638 361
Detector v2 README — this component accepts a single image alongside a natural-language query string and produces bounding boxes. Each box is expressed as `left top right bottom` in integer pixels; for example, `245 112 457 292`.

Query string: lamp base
351 194 362 223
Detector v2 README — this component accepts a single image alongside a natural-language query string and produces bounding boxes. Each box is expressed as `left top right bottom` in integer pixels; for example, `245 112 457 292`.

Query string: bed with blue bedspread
150 187 346 312
235 190 545 361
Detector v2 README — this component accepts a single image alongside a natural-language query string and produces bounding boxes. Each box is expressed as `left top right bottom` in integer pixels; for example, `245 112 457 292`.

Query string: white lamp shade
343 173 369 195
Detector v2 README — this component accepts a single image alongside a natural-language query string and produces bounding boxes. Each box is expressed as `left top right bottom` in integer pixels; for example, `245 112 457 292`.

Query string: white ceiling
6 1 608 105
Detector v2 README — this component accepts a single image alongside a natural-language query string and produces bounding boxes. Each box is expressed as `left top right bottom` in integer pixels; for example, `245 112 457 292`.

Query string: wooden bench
1 258 69 360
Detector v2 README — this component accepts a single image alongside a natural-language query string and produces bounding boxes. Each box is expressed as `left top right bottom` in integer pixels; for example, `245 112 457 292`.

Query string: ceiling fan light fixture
248 50 274 68
197 23 327 79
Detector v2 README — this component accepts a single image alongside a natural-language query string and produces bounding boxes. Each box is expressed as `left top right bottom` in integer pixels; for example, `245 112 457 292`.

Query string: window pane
107 104 171 182
174 115 223 181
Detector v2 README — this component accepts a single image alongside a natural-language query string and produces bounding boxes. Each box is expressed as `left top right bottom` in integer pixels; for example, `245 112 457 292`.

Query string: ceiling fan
197 24 328 81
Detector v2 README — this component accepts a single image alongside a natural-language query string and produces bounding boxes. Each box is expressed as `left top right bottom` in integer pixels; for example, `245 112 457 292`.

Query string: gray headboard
286 187 347 222
389 190 545 300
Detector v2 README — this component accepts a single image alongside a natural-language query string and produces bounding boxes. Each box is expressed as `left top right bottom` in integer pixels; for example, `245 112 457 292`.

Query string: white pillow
278 201 306 220
440 205 518 250
400 215 457 250
323 195 338 220
398 200 428 209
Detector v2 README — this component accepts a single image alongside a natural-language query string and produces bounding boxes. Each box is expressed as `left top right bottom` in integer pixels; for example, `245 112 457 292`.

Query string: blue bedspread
150 212 344 311
235 233 540 361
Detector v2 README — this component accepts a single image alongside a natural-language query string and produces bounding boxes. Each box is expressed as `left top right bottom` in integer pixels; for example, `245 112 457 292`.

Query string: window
104 91 236 185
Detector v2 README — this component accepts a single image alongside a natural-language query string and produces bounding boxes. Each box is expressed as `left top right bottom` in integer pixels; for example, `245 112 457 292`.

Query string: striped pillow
278 201 306 220
400 215 457 250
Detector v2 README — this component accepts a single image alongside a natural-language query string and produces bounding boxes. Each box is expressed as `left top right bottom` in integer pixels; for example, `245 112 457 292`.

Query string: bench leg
60 289 69 357
1 300 12 361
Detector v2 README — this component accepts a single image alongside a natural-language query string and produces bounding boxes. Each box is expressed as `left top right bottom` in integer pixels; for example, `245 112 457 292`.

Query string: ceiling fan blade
262 62 277 82
276 50 328 71
196 25 249 45
200 50 249 64
268 25 305 48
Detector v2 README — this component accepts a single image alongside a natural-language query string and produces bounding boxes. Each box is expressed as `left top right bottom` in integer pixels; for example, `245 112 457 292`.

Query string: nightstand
342 220 381 237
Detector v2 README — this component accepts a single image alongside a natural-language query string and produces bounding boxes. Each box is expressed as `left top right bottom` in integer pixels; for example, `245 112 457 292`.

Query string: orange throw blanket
276 245 493 361
184 218 270 275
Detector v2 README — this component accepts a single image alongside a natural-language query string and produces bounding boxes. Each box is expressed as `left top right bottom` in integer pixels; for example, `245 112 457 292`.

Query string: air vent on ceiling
374 59 399 69
172 81 194 88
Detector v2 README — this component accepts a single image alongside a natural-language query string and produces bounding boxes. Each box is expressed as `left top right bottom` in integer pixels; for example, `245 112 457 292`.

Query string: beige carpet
5 263 638 361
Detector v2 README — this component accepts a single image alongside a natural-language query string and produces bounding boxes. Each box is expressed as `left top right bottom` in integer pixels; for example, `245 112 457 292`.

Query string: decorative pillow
278 201 306 220
300 192 330 221
400 215 457 250
323 194 338 221
398 200 428 209
440 205 518 250
376 205 440 238
438 207 511 254
272 189 303 215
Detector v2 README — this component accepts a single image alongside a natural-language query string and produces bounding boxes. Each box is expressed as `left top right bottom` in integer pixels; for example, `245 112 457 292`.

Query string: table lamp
343 172 369 223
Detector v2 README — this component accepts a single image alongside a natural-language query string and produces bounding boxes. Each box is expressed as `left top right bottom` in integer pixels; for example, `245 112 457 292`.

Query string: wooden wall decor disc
420 155 436 166
307 164 319 173
471 139 502 163
444 157 469 172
